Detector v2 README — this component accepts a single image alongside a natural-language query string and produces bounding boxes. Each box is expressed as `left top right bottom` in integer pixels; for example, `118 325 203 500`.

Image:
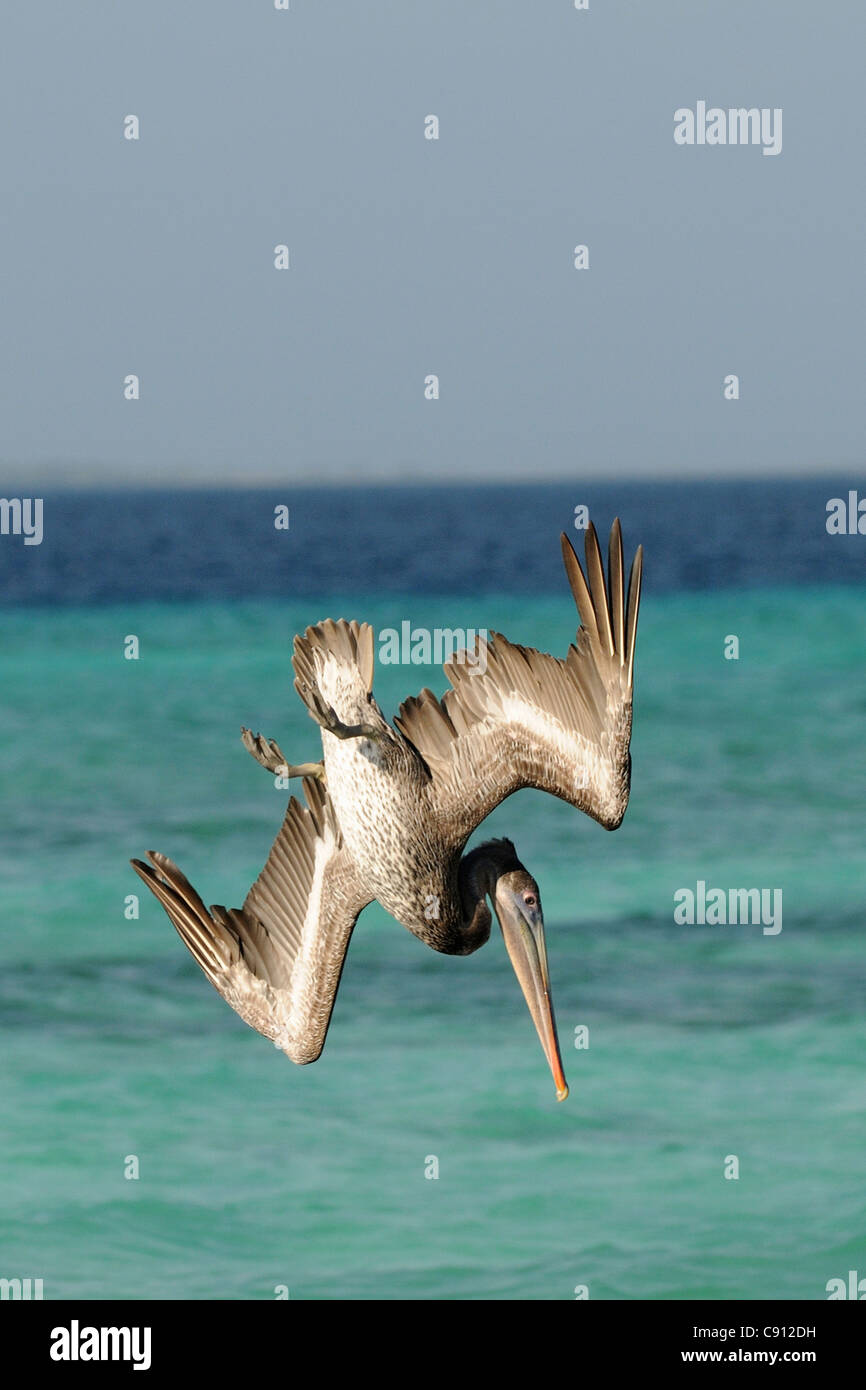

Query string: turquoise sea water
1 581 864 1300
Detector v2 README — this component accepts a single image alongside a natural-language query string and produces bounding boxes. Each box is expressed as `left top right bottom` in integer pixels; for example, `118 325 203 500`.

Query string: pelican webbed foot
241 727 325 780
301 686 385 743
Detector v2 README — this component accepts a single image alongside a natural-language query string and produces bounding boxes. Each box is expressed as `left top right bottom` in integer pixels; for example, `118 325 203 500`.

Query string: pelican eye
523 893 537 907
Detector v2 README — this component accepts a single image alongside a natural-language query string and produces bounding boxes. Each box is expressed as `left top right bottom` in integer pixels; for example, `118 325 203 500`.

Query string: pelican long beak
494 889 569 1102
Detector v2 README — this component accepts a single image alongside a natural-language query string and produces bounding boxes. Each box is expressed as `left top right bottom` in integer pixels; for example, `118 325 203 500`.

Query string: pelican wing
131 777 370 1063
394 520 643 841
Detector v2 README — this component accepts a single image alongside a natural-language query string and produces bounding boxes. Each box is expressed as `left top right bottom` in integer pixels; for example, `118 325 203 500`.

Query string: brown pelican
132 520 642 1102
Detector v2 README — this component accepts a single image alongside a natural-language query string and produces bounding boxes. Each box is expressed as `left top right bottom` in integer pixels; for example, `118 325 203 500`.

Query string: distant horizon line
0 467 860 493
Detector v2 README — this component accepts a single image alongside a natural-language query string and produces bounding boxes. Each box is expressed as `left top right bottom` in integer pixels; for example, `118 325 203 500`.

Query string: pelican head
493 868 569 1102
461 839 569 1101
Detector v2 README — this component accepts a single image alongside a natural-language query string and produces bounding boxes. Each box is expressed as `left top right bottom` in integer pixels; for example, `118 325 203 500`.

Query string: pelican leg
241 727 325 780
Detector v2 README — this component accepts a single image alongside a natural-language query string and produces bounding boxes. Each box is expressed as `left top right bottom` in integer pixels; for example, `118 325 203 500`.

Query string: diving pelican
131 520 642 1101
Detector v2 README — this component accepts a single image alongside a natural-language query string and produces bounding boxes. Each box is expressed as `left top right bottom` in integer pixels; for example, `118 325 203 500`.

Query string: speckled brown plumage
131 520 642 1067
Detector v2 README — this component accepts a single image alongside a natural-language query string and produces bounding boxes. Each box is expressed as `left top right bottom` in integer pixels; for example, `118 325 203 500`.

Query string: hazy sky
2 2 863 486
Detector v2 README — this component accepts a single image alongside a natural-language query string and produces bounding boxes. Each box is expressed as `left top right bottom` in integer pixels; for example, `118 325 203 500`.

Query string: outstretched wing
131 778 371 1063
394 520 643 842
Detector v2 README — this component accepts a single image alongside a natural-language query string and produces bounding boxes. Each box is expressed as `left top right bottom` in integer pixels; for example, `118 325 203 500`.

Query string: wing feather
131 777 371 1063
394 519 643 841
